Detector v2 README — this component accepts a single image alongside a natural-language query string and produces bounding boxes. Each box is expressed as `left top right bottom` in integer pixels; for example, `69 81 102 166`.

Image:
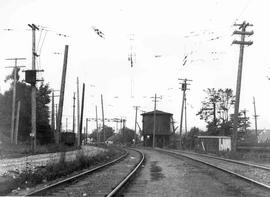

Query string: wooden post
184 94 187 134
179 78 192 149
56 45 69 144
14 101 21 145
66 118 68 132
11 66 17 144
5 58 25 144
55 104 58 126
134 106 139 144
79 83 85 147
101 94 105 142
153 94 157 148
76 77 80 147
51 91 55 135
72 92 75 133
85 118 88 145
28 24 39 152
253 97 258 140
95 105 99 142
232 21 253 151
179 81 186 149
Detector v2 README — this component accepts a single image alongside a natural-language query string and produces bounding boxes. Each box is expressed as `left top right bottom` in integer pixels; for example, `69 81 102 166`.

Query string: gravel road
170 150 270 187
123 149 270 197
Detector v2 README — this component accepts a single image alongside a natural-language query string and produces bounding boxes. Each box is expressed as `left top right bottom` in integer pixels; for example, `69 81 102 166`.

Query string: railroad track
156 148 270 190
25 148 144 197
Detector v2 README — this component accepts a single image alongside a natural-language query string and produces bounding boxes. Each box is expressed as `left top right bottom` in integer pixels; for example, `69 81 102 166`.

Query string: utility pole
242 109 248 135
76 77 80 147
85 118 88 145
14 101 21 145
72 92 76 133
232 21 253 151
56 45 69 144
51 90 59 141
179 78 192 149
253 97 258 140
95 105 99 143
66 117 68 132
79 83 85 148
184 96 187 134
83 126 86 145
151 94 162 148
51 91 55 133
55 104 58 128
28 23 39 152
101 94 105 142
5 58 26 144
133 106 140 145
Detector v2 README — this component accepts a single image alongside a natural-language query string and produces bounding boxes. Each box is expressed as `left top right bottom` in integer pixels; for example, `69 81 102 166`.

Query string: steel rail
26 149 128 196
157 148 270 190
106 148 145 197
162 148 270 171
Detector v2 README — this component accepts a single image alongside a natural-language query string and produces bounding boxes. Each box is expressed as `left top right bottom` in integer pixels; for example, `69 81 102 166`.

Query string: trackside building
196 136 231 153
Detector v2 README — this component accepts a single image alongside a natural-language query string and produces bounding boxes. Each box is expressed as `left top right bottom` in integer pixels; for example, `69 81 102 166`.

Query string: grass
0 143 78 159
0 145 124 195
211 150 270 163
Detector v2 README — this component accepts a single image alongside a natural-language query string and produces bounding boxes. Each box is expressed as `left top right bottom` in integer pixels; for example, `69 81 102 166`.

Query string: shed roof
141 110 172 116
197 135 231 139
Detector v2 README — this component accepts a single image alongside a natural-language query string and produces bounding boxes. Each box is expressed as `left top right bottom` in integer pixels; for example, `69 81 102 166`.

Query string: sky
0 0 270 134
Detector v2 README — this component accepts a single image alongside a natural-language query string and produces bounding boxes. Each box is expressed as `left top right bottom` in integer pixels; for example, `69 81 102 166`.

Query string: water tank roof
197 135 231 139
141 110 173 116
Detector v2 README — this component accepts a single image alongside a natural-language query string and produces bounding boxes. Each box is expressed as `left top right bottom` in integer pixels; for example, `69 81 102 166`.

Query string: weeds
1 146 122 196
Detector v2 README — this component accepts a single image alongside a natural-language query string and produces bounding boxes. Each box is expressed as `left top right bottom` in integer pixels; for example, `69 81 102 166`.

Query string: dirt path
123 148 270 197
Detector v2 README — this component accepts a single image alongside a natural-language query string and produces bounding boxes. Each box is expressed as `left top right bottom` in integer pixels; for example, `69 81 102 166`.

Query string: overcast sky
0 0 269 134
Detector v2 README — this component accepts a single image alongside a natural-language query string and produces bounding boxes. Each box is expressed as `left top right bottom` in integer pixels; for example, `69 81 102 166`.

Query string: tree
182 127 204 149
0 68 53 144
89 125 114 142
197 88 235 135
107 127 139 145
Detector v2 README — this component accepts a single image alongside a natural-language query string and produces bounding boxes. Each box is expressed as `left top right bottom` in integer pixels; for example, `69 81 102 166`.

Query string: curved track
156 148 270 190
26 148 144 196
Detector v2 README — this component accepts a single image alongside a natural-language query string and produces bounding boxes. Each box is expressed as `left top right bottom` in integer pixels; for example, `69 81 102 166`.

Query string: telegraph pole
72 92 76 133
55 104 58 124
76 77 80 146
66 118 68 132
232 21 253 151
253 97 258 140
242 109 248 135
79 83 85 147
14 101 21 145
5 58 26 144
85 118 88 145
28 23 39 152
184 96 187 134
151 94 162 148
179 78 192 149
56 45 69 144
95 105 99 142
51 91 55 132
101 94 105 142
133 106 140 145
51 90 59 142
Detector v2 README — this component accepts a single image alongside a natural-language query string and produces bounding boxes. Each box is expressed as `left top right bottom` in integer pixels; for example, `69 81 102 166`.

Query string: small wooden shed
141 110 173 148
196 136 231 153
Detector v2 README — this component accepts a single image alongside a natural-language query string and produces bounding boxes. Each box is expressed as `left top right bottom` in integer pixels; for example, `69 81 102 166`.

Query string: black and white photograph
0 0 270 196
